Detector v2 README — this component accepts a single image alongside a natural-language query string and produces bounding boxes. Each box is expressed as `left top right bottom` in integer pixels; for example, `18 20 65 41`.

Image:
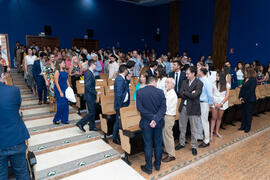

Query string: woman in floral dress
43 54 56 112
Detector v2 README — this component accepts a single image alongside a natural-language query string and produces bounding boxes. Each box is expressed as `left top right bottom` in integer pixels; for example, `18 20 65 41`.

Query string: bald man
162 78 177 163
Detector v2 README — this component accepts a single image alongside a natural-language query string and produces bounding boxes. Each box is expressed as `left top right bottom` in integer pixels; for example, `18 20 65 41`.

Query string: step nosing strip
36 149 119 180
23 110 77 120
29 131 101 152
28 119 79 133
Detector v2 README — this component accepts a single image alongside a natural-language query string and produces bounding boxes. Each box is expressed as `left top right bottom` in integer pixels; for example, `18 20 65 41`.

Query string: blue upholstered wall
0 0 168 63
178 0 215 62
228 0 270 65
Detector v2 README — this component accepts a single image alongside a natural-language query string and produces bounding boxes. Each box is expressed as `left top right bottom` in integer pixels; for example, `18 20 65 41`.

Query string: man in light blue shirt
91 53 102 79
130 50 144 77
163 55 171 74
197 68 213 148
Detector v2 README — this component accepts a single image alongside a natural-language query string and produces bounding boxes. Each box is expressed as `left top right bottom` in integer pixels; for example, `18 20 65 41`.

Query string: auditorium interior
1 0 270 179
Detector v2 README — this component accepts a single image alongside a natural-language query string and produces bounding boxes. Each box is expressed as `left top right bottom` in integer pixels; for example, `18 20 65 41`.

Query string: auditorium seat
96 79 108 87
100 73 109 79
108 78 115 86
119 105 143 165
172 98 182 140
99 95 116 142
222 89 237 125
264 84 270 111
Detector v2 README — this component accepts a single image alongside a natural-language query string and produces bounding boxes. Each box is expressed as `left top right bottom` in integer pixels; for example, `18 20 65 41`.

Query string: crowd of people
9 41 270 175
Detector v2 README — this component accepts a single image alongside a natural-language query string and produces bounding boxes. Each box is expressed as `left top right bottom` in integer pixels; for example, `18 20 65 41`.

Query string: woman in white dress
210 68 231 140
108 55 119 79
236 62 244 87
24 48 37 95
156 67 167 92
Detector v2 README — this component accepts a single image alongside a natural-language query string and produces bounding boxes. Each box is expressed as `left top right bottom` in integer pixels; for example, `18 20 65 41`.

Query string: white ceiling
119 0 175 6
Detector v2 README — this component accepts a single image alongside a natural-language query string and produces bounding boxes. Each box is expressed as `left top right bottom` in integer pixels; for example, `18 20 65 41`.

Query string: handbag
65 87 76 103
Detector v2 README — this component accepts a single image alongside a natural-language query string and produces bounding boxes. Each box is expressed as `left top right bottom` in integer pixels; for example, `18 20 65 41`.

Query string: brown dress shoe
38 101 42 105
162 155 176 163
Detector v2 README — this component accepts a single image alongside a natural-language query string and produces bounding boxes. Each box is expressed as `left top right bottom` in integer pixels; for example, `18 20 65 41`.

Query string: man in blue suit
32 52 48 105
113 65 130 145
169 60 186 97
136 76 166 174
0 71 30 179
76 60 100 132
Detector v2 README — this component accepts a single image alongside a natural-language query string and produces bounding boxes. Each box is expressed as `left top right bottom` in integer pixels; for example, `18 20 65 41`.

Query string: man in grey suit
175 66 203 156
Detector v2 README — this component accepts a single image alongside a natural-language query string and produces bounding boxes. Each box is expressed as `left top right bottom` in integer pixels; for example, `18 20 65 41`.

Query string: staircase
10 71 144 180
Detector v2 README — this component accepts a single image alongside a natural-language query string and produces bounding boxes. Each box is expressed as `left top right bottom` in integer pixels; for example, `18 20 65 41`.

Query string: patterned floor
11 72 143 180
10 71 270 180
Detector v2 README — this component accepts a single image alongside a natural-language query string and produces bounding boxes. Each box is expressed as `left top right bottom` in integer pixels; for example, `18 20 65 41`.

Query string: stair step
35 140 119 180
25 113 82 135
29 127 101 154
62 159 145 180
22 106 76 121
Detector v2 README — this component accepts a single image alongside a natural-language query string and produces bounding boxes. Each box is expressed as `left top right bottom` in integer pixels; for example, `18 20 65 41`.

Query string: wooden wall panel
26 36 60 49
168 0 180 56
212 0 231 70
72 39 99 52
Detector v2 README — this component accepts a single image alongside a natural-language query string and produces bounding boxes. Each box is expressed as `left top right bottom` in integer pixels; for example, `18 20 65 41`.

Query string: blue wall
228 0 270 65
178 0 215 62
0 0 168 62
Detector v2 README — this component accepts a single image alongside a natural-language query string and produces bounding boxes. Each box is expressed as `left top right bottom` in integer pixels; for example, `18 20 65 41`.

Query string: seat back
175 98 181 120
76 80 84 95
120 105 140 131
100 73 109 79
228 89 237 107
108 78 115 86
96 79 107 87
258 85 266 98
100 95 116 115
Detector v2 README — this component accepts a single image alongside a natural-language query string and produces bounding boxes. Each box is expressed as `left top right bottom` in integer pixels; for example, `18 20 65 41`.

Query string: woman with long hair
24 48 37 95
69 56 82 94
239 68 257 133
43 54 56 112
236 62 245 87
133 72 148 101
156 67 167 92
210 67 231 140
53 59 70 124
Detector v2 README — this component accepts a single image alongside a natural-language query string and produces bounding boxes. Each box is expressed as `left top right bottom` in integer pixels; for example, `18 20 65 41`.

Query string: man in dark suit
175 66 203 156
146 61 158 77
113 65 130 145
169 60 186 96
76 60 100 132
32 52 48 105
239 68 257 133
136 76 166 174
0 71 30 179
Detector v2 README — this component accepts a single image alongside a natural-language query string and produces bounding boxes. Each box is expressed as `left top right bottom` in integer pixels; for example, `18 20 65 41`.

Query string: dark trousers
36 76 47 102
113 111 120 140
78 100 96 129
240 102 254 131
0 142 30 180
53 96 69 123
142 128 163 170
71 76 80 95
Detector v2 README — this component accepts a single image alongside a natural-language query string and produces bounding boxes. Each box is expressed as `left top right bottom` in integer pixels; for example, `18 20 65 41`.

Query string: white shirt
174 71 181 91
120 74 129 103
165 89 178 115
25 55 36 65
109 61 119 78
236 70 244 80
157 77 167 92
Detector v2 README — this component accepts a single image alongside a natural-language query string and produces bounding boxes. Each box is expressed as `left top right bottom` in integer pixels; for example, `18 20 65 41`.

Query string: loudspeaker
155 34 161 42
44 25 52 36
88 29 94 38
192 34 199 44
